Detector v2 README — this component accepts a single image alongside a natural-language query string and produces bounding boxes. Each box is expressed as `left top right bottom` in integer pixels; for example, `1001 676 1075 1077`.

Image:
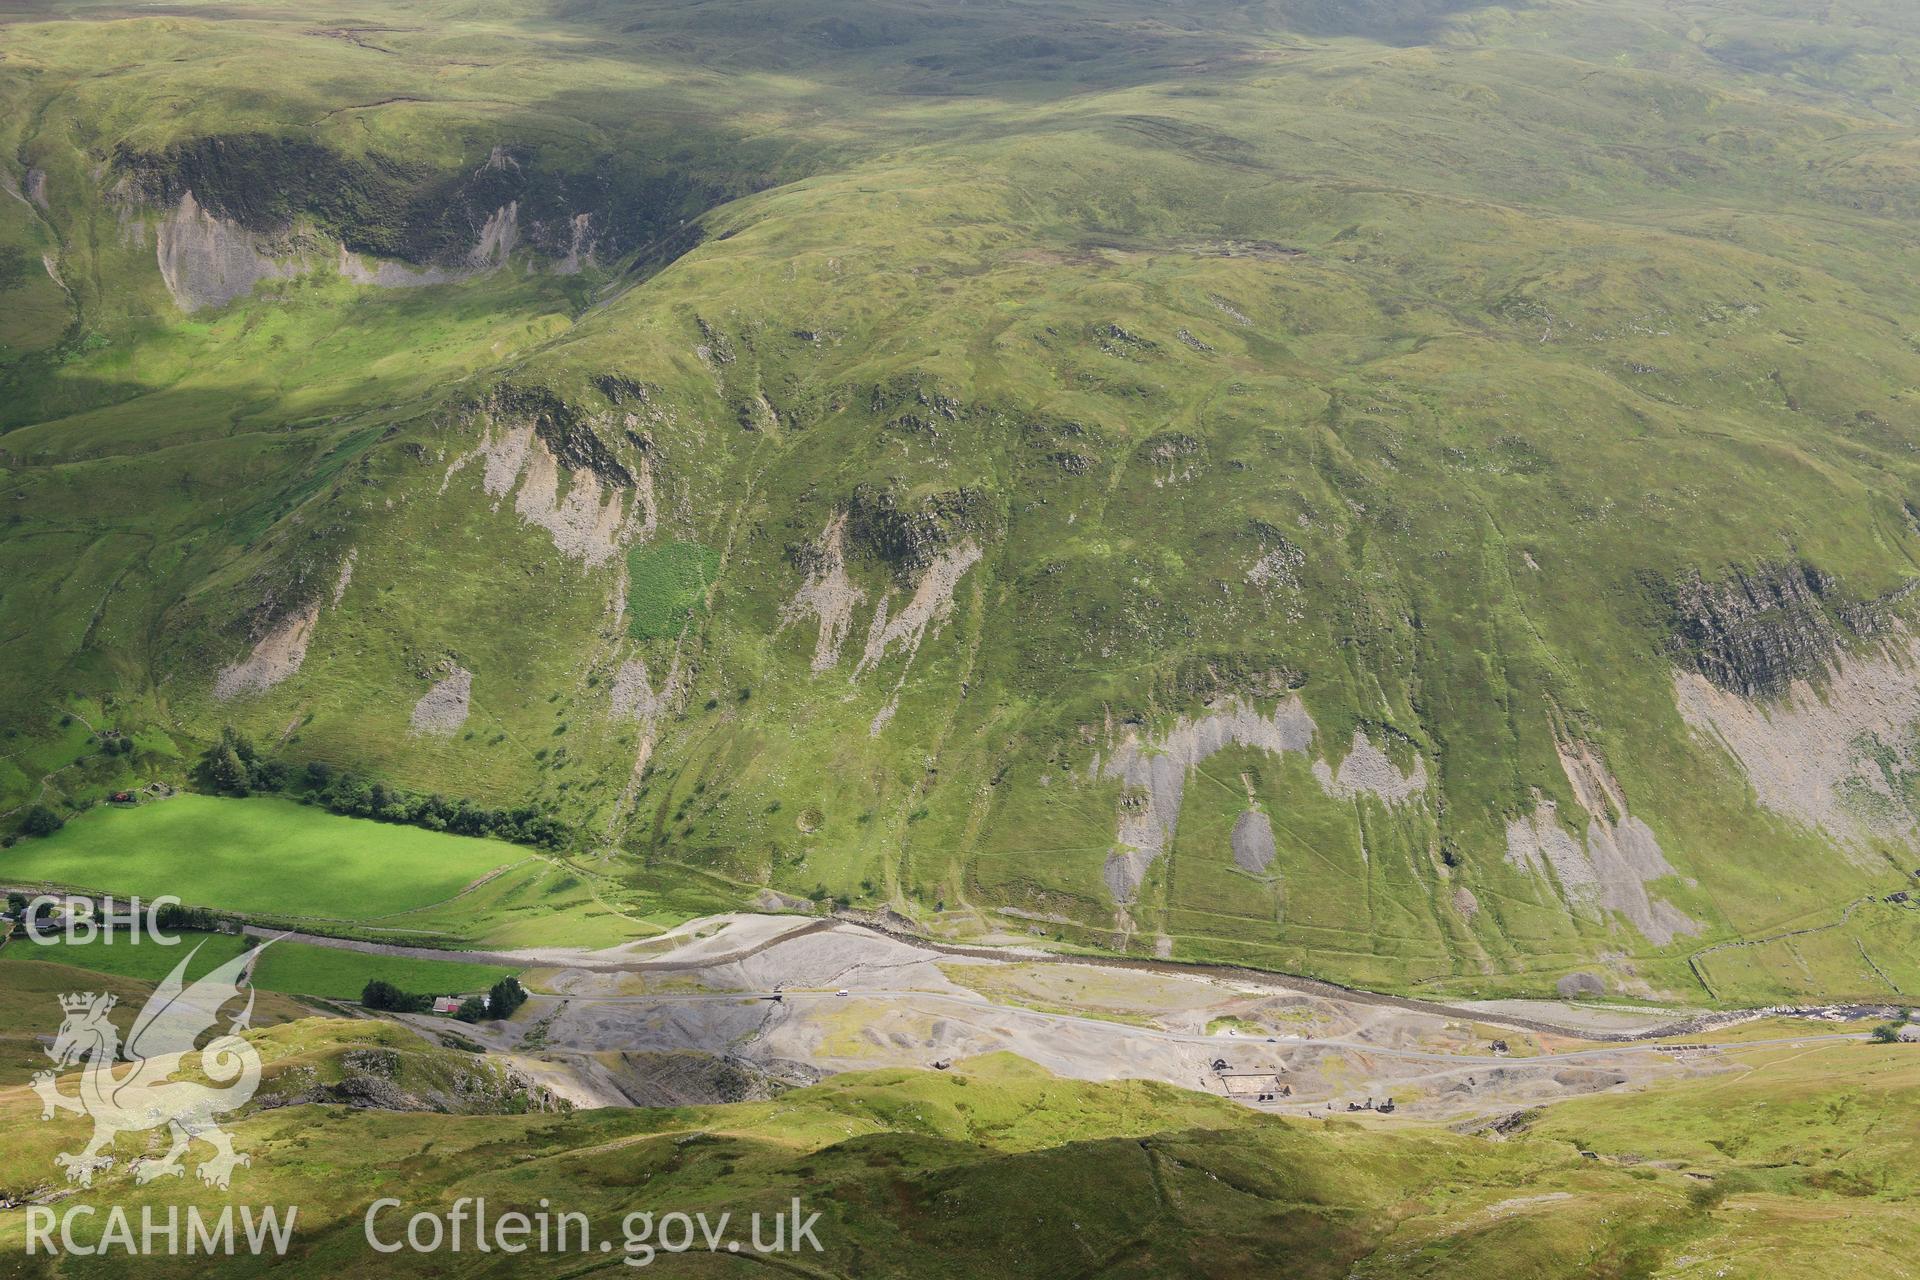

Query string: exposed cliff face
99 129 732 311
251 1043 542 1115
1312 729 1428 805
209 541 363 701
469 383 637 488
155 191 305 311
442 396 646 568
852 541 982 679
335 244 464 288
152 187 478 310
1662 561 1903 698
1664 563 1920 859
212 600 320 699
781 514 864 672
846 484 991 577
137 187 492 310
115 132 720 270
1675 630 1920 858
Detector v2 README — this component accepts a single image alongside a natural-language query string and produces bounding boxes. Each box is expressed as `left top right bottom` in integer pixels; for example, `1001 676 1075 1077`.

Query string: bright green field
0 795 521 921
0 930 249 982
251 938 518 1001
1 930 517 999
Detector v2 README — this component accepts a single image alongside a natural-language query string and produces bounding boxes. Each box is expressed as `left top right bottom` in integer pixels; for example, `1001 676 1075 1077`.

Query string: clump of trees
361 975 528 1023
197 729 568 850
300 762 568 849
450 977 531 1023
95 731 136 758
154 902 223 932
20 805 64 837
6 892 56 926
201 727 289 795
361 980 434 1014
1870 1009 1914 1043
487 976 528 1019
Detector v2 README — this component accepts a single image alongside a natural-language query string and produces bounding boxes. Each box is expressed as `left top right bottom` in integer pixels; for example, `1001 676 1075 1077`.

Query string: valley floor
11 901 1878 1119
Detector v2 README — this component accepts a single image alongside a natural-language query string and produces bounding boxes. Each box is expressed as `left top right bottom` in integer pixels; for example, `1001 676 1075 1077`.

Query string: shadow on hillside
546 0 1519 96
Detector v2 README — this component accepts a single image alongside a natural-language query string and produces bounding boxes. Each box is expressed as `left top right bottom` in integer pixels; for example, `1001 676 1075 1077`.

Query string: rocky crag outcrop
846 483 992 578
115 133 713 271
1676 630 1920 857
252 1046 549 1115
1665 562 1920 858
212 544 359 701
1663 561 1907 698
440 381 659 567
112 132 725 309
155 191 308 311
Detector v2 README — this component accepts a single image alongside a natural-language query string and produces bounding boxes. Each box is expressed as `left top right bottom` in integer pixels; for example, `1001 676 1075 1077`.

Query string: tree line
199 728 569 850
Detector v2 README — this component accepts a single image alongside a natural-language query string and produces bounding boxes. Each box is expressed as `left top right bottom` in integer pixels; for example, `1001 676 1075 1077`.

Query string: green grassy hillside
3 1018 1919 1277
6 0 1920 1000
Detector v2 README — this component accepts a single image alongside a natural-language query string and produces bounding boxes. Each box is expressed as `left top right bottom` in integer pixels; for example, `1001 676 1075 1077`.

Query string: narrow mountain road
240 916 839 971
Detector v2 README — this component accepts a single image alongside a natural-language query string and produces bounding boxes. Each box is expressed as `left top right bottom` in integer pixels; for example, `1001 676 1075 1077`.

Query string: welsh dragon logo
32 941 267 1189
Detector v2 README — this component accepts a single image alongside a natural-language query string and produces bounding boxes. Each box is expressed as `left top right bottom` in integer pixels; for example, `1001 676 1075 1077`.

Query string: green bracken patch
626 541 720 641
